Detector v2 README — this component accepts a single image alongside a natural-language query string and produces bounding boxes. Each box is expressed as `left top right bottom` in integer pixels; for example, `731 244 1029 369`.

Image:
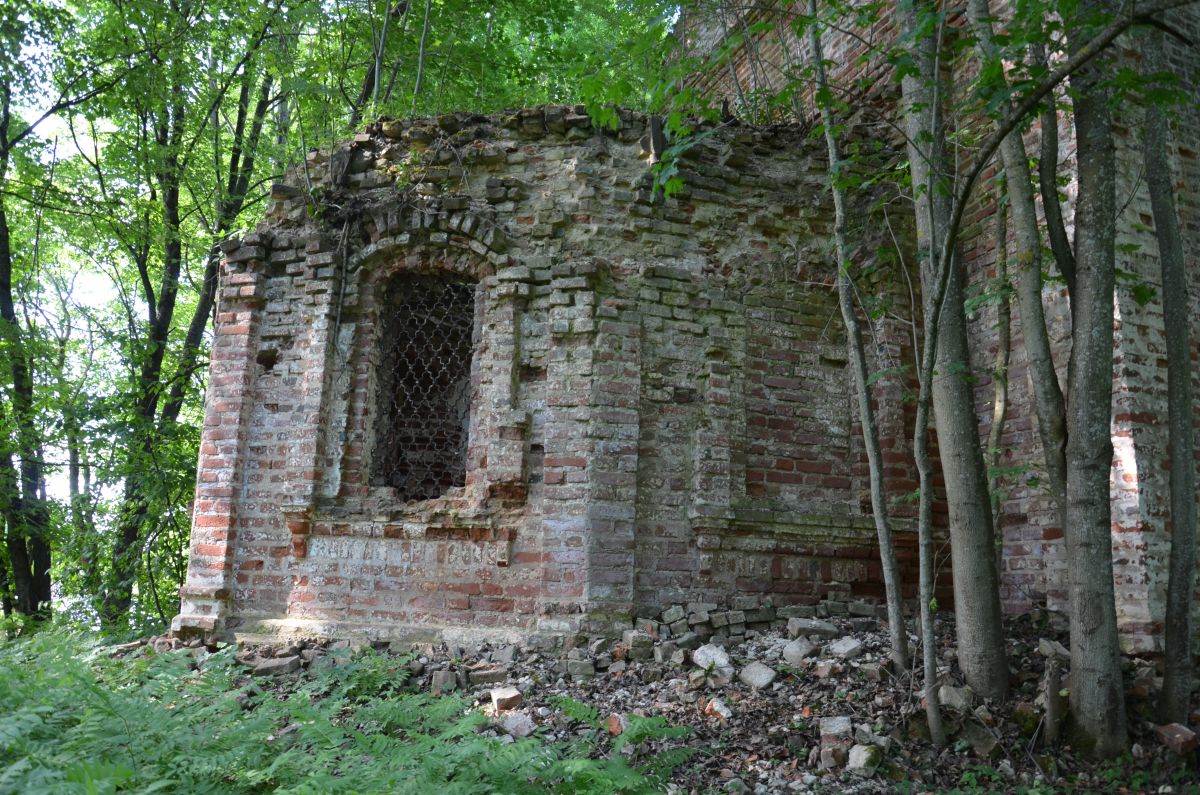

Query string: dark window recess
371 273 476 500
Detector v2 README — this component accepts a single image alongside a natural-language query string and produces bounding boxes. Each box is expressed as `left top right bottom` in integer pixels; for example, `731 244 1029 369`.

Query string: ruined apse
172 107 928 643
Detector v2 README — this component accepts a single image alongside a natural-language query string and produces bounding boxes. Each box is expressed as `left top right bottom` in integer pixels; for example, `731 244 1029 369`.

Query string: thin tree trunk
1063 0 1126 756
381 4 413 106
807 0 910 672
1031 41 1077 300
965 0 1069 561
900 0 1009 703
1143 30 1196 727
162 75 273 425
914 357 947 747
410 0 432 116
986 171 1011 562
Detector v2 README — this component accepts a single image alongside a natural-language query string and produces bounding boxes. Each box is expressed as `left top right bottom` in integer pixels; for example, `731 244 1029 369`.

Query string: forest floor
1 611 1198 794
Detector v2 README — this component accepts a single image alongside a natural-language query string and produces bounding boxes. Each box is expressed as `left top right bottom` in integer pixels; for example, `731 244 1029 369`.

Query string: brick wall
173 109 941 644
681 1 1200 653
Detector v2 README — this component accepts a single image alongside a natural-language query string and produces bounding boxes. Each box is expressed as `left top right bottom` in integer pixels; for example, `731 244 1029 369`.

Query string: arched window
370 272 477 501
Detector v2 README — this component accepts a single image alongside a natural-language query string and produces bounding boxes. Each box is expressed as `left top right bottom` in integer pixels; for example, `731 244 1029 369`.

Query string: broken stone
777 605 816 619
1037 637 1070 661
820 715 853 743
654 641 678 664
661 605 685 624
848 601 881 617
787 618 839 639
824 601 849 616
254 656 300 676
738 661 777 689
730 595 760 611
707 666 734 688
673 631 701 650
782 638 818 666
743 607 776 623
468 666 509 685
827 636 864 660
704 697 733 721
847 743 882 776
566 659 595 677
939 684 976 712
859 662 886 682
692 643 731 671
499 711 536 738
819 715 855 771
960 721 1000 759
818 746 846 770
490 645 517 665
430 668 457 695
1155 722 1198 755
608 660 626 674
490 686 522 711
813 661 842 679
622 629 654 660
634 618 660 637
854 725 893 750
605 712 629 736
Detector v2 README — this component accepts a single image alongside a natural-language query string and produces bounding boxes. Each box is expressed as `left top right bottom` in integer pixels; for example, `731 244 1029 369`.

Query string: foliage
0 632 690 794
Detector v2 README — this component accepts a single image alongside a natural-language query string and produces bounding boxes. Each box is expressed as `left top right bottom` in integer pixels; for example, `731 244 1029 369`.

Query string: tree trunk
986 170 1010 563
807 0 910 672
965 0 1069 548
1031 41 1077 300
1063 0 1126 755
0 157 52 618
1143 30 1196 726
899 0 1009 702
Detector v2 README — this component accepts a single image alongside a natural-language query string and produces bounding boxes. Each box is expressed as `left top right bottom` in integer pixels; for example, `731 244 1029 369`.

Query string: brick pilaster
173 236 268 638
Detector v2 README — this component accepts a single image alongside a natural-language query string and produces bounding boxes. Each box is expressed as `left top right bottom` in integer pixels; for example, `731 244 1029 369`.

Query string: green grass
0 633 690 794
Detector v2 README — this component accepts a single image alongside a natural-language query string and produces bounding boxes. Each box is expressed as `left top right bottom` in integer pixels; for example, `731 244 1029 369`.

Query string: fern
0 632 691 795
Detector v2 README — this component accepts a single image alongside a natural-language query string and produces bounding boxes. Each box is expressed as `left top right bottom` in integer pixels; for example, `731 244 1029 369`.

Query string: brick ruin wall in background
173 107 944 645
684 2 1200 654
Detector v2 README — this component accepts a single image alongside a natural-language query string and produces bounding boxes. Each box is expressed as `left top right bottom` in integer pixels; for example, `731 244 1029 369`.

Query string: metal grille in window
371 273 476 500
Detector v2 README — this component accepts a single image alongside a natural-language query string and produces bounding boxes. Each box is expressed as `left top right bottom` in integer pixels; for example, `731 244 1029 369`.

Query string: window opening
371 273 476 500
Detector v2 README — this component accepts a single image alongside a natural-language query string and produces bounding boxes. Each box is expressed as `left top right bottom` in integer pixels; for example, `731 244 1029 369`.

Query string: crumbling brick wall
681 3 1200 653
174 107 936 644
